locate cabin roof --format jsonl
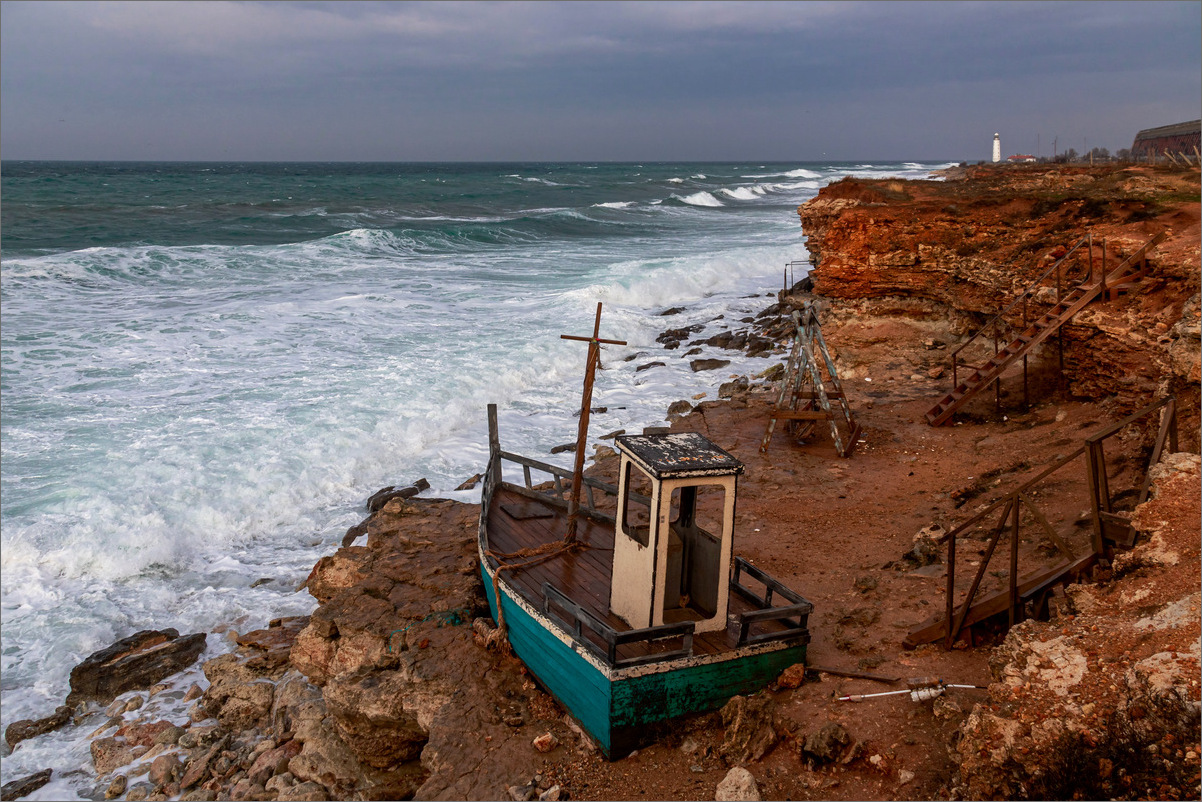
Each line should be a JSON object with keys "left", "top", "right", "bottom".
{"left": 616, "top": 432, "right": 745, "bottom": 479}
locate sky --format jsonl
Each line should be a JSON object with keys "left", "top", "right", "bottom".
{"left": 1, "top": 0, "right": 1199, "bottom": 162}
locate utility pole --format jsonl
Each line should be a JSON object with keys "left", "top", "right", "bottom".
{"left": 1053, "top": 136, "right": 1058, "bottom": 159}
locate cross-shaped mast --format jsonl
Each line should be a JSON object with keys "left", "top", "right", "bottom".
{"left": 561, "top": 302, "right": 627, "bottom": 541}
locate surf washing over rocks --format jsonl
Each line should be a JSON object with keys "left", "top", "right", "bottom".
{"left": 0, "top": 160, "right": 954, "bottom": 795}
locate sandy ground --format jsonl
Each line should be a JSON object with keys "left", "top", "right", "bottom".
{"left": 509, "top": 304, "right": 1172, "bottom": 801}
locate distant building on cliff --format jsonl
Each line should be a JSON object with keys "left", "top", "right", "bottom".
{"left": 1130, "top": 120, "right": 1201, "bottom": 159}
{"left": 992, "top": 134, "right": 1001, "bottom": 163}
{"left": 1007, "top": 154, "right": 1036, "bottom": 163}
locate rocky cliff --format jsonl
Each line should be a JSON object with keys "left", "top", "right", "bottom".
{"left": 798, "top": 163, "right": 1200, "bottom": 442}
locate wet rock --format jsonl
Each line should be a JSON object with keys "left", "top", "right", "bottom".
{"left": 0, "top": 769, "right": 52, "bottom": 801}
{"left": 68, "top": 629, "right": 207, "bottom": 707}
{"left": 802, "top": 722, "right": 853, "bottom": 764}
{"left": 667, "top": 400, "right": 692, "bottom": 416}
{"left": 341, "top": 522, "right": 369, "bottom": 547}
{"left": 4, "top": 705, "right": 72, "bottom": 750}
{"left": 691, "top": 358, "right": 731, "bottom": 372}
{"left": 636, "top": 361, "right": 666, "bottom": 372}
{"left": 199, "top": 654, "right": 276, "bottom": 731}
{"left": 455, "top": 473, "right": 483, "bottom": 491}
{"left": 125, "top": 782, "right": 152, "bottom": 801}
{"left": 718, "top": 377, "right": 750, "bottom": 398}
{"left": 179, "top": 734, "right": 229, "bottom": 790}
{"left": 105, "top": 774, "right": 128, "bottom": 799}
{"left": 719, "top": 694, "right": 777, "bottom": 764}
{"left": 715, "top": 766, "right": 761, "bottom": 801}
{"left": 657, "top": 325, "right": 705, "bottom": 348}
{"left": 659, "top": 307, "right": 685, "bottom": 316}
{"left": 92, "top": 735, "right": 149, "bottom": 776}
{"left": 366, "top": 479, "right": 429, "bottom": 512}
{"left": 149, "top": 753, "right": 182, "bottom": 787}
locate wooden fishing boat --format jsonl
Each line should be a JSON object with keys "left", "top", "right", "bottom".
{"left": 477, "top": 306, "right": 813, "bottom": 758}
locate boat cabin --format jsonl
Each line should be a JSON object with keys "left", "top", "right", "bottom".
{"left": 610, "top": 432, "right": 743, "bottom": 634}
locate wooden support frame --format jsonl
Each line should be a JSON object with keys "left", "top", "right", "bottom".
{"left": 761, "top": 304, "right": 861, "bottom": 456}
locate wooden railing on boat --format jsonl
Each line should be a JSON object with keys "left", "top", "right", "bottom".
{"left": 730, "top": 558, "right": 814, "bottom": 646}
{"left": 480, "top": 404, "right": 814, "bottom": 669}
{"left": 542, "top": 583, "right": 696, "bottom": 669}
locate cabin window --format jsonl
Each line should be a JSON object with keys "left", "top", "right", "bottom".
{"left": 621, "top": 461, "right": 653, "bottom": 547}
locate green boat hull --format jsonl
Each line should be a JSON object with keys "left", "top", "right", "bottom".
{"left": 481, "top": 565, "right": 807, "bottom": 758}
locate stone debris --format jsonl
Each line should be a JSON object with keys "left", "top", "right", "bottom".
{"left": 715, "top": 766, "right": 761, "bottom": 801}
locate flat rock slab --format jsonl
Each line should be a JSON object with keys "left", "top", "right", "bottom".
{"left": 691, "top": 358, "right": 731, "bottom": 372}
{"left": 67, "top": 628, "right": 207, "bottom": 706}
{"left": 0, "top": 769, "right": 52, "bottom": 802}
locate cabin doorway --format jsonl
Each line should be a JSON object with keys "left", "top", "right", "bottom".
{"left": 662, "top": 484, "right": 726, "bottom": 623}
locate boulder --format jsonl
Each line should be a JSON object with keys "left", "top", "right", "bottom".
{"left": 715, "top": 766, "right": 761, "bottom": 801}
{"left": 0, "top": 769, "right": 52, "bottom": 802}
{"left": 91, "top": 735, "right": 147, "bottom": 776}
{"left": 4, "top": 705, "right": 72, "bottom": 750}
{"left": 68, "top": 629, "right": 207, "bottom": 706}
{"left": 719, "top": 694, "right": 777, "bottom": 763}
{"left": 802, "top": 722, "right": 853, "bottom": 764}
{"left": 691, "top": 358, "right": 731, "bottom": 372}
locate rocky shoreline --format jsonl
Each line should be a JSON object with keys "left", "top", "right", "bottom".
{"left": 4, "top": 162, "right": 1199, "bottom": 802}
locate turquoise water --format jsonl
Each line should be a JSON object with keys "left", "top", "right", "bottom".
{"left": 0, "top": 160, "right": 951, "bottom": 793}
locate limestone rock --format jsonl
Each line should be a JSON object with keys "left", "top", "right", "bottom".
{"left": 4, "top": 705, "right": 72, "bottom": 750}
{"left": 68, "top": 629, "right": 207, "bottom": 706}
{"left": 802, "top": 722, "right": 853, "bottom": 764}
{"left": 715, "top": 766, "right": 760, "bottom": 801}
{"left": 719, "top": 694, "right": 777, "bottom": 764}
{"left": 0, "top": 769, "right": 52, "bottom": 802}
{"left": 691, "top": 358, "right": 731, "bottom": 372}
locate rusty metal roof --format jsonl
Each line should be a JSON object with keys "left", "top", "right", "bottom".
{"left": 616, "top": 432, "right": 744, "bottom": 479}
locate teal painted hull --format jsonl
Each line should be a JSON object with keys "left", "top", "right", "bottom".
{"left": 481, "top": 564, "right": 807, "bottom": 758}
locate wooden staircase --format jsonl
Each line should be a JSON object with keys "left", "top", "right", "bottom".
{"left": 926, "top": 231, "right": 1166, "bottom": 426}
{"left": 760, "top": 304, "right": 861, "bottom": 456}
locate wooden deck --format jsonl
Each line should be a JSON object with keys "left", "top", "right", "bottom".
{"left": 484, "top": 485, "right": 792, "bottom": 660}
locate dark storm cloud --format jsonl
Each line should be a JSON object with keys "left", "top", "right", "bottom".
{"left": 1, "top": 0, "right": 1199, "bottom": 161}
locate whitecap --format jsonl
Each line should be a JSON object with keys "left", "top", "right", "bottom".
{"left": 719, "top": 187, "right": 761, "bottom": 201}
{"left": 593, "top": 201, "right": 635, "bottom": 209}
{"left": 675, "top": 191, "right": 723, "bottom": 207}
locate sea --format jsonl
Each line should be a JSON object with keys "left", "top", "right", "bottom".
{"left": 0, "top": 160, "right": 952, "bottom": 796}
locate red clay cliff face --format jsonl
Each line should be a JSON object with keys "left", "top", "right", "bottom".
{"left": 798, "top": 164, "right": 1200, "bottom": 441}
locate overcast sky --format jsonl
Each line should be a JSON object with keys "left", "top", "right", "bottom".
{"left": 2, "top": 0, "right": 1199, "bottom": 162}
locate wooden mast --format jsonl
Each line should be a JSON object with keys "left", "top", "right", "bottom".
{"left": 560, "top": 302, "right": 626, "bottom": 541}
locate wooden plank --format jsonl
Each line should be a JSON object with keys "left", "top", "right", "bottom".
{"left": 905, "top": 553, "right": 1096, "bottom": 648}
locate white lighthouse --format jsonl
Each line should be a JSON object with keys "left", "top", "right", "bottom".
{"left": 992, "top": 133, "right": 1001, "bottom": 163}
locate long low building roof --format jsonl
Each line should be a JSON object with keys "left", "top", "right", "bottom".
{"left": 1133, "top": 120, "right": 1201, "bottom": 141}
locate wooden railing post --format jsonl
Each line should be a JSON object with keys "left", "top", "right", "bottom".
{"left": 945, "top": 531, "right": 956, "bottom": 649}
{"left": 487, "top": 404, "right": 502, "bottom": 486}
{"left": 1009, "top": 501, "right": 1020, "bottom": 627}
